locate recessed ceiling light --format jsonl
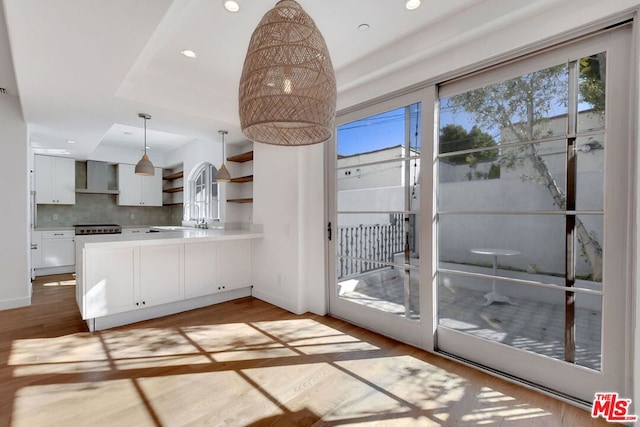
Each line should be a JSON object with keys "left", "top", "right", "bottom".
{"left": 223, "top": 0, "right": 240, "bottom": 12}
{"left": 405, "top": 0, "right": 421, "bottom": 10}
{"left": 180, "top": 49, "right": 197, "bottom": 59}
{"left": 66, "top": 140, "right": 76, "bottom": 144}
{"left": 358, "top": 23, "right": 370, "bottom": 32}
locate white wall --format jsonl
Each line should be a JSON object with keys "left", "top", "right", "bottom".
{"left": 0, "top": 91, "right": 30, "bottom": 310}
{"left": 252, "top": 142, "right": 326, "bottom": 315}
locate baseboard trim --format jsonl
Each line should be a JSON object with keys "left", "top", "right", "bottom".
{"left": 87, "top": 287, "right": 252, "bottom": 331}
{"left": 252, "top": 288, "right": 302, "bottom": 315}
{"left": 35, "top": 266, "right": 75, "bottom": 276}
{"left": 0, "top": 296, "right": 31, "bottom": 311}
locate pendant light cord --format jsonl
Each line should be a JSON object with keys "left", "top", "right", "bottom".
{"left": 143, "top": 116, "right": 147, "bottom": 155}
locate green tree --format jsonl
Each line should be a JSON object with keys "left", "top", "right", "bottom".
{"left": 579, "top": 53, "right": 606, "bottom": 111}
{"left": 439, "top": 124, "right": 497, "bottom": 165}
{"left": 448, "top": 62, "right": 604, "bottom": 280}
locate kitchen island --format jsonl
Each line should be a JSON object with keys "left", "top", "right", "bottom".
{"left": 75, "top": 228, "right": 263, "bottom": 331}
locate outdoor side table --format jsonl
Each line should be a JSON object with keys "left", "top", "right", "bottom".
{"left": 470, "top": 248, "right": 521, "bottom": 306}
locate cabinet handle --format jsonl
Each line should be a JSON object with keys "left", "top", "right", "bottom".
{"left": 53, "top": 233, "right": 64, "bottom": 236}
{"left": 136, "top": 302, "right": 139, "bottom": 306}
{"left": 142, "top": 301, "right": 146, "bottom": 305}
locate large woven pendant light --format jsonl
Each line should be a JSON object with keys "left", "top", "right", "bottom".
{"left": 135, "top": 113, "right": 155, "bottom": 176}
{"left": 239, "top": 0, "right": 336, "bottom": 146}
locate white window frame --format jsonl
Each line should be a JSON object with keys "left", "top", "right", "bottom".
{"left": 184, "top": 163, "right": 219, "bottom": 221}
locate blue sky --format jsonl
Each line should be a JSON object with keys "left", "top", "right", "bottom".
{"left": 337, "top": 104, "right": 421, "bottom": 156}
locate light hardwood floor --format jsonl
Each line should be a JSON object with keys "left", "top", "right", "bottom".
{"left": 0, "top": 274, "right": 614, "bottom": 426}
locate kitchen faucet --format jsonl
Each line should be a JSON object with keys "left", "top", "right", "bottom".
{"left": 184, "top": 202, "right": 207, "bottom": 228}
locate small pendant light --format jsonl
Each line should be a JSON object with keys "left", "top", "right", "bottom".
{"left": 216, "top": 130, "right": 231, "bottom": 183}
{"left": 135, "top": 113, "right": 155, "bottom": 176}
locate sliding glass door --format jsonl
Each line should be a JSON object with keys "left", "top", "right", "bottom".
{"left": 327, "top": 93, "right": 431, "bottom": 348}
{"left": 327, "top": 23, "right": 633, "bottom": 403}
{"left": 435, "top": 25, "right": 632, "bottom": 401}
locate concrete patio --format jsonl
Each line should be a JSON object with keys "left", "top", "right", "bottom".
{"left": 338, "top": 265, "right": 602, "bottom": 371}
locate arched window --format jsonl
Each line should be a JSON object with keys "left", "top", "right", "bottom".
{"left": 184, "top": 163, "right": 219, "bottom": 221}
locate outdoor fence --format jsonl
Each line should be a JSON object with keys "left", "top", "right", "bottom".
{"left": 337, "top": 213, "right": 406, "bottom": 279}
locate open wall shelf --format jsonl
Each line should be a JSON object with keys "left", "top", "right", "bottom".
{"left": 163, "top": 171, "right": 183, "bottom": 180}
{"left": 230, "top": 175, "right": 253, "bottom": 183}
{"left": 227, "top": 151, "right": 253, "bottom": 163}
{"left": 163, "top": 186, "right": 183, "bottom": 193}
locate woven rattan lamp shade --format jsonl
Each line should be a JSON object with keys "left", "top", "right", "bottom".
{"left": 239, "top": 0, "right": 336, "bottom": 146}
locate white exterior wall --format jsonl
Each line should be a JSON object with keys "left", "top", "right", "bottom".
{"left": 338, "top": 146, "right": 420, "bottom": 192}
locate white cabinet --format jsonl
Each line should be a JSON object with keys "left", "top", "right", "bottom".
{"left": 81, "top": 237, "right": 256, "bottom": 323}
{"left": 85, "top": 247, "right": 137, "bottom": 318}
{"left": 140, "top": 244, "right": 184, "bottom": 306}
{"left": 184, "top": 239, "right": 252, "bottom": 298}
{"left": 219, "top": 239, "right": 252, "bottom": 290}
{"left": 41, "top": 230, "right": 75, "bottom": 268}
{"left": 184, "top": 242, "right": 220, "bottom": 298}
{"left": 84, "top": 244, "right": 184, "bottom": 318}
{"left": 35, "top": 155, "right": 76, "bottom": 204}
{"left": 117, "top": 164, "right": 162, "bottom": 206}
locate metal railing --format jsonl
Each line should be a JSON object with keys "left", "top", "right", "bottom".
{"left": 337, "top": 213, "right": 406, "bottom": 279}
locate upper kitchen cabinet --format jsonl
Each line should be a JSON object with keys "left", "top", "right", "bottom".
{"left": 117, "top": 164, "right": 163, "bottom": 206}
{"left": 34, "top": 155, "right": 76, "bottom": 205}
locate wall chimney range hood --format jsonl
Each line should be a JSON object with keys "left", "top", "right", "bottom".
{"left": 75, "top": 160, "right": 120, "bottom": 195}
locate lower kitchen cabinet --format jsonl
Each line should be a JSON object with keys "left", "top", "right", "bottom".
{"left": 41, "top": 230, "right": 75, "bottom": 267}
{"left": 82, "top": 238, "right": 253, "bottom": 321}
{"left": 84, "top": 247, "right": 137, "bottom": 318}
{"left": 84, "top": 245, "right": 184, "bottom": 318}
{"left": 184, "top": 242, "right": 219, "bottom": 299}
{"left": 33, "top": 230, "right": 75, "bottom": 275}
{"left": 219, "top": 239, "right": 252, "bottom": 289}
{"left": 184, "top": 239, "right": 252, "bottom": 299}
{"left": 140, "top": 244, "right": 184, "bottom": 306}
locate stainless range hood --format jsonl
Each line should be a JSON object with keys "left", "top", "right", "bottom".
{"left": 75, "top": 160, "right": 120, "bottom": 194}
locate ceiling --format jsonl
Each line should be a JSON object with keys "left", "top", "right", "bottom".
{"left": 0, "top": 0, "right": 570, "bottom": 160}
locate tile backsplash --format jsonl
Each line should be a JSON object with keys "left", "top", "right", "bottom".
{"left": 36, "top": 193, "right": 182, "bottom": 228}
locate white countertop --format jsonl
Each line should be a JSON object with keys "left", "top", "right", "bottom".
{"left": 76, "top": 229, "right": 263, "bottom": 249}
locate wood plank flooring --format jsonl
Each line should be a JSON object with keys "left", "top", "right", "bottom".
{"left": 0, "top": 274, "right": 613, "bottom": 426}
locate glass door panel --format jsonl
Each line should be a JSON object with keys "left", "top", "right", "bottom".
{"left": 334, "top": 103, "right": 421, "bottom": 320}
{"left": 328, "top": 99, "right": 426, "bottom": 347}
{"left": 435, "top": 26, "right": 631, "bottom": 402}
